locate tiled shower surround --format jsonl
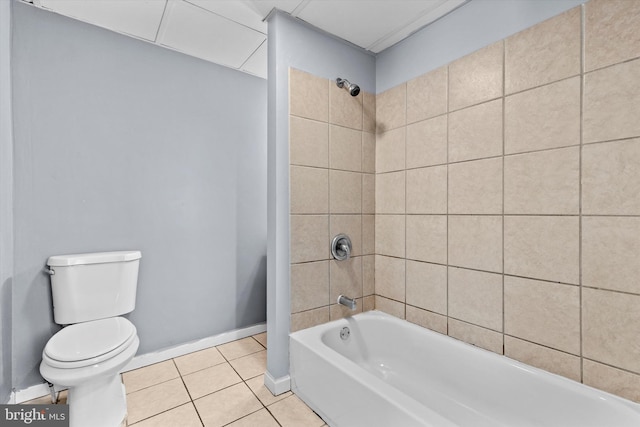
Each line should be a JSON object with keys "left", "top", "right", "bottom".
{"left": 289, "top": 0, "right": 640, "bottom": 403}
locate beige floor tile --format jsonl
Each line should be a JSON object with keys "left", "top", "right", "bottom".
{"left": 252, "top": 333, "right": 267, "bottom": 349}
{"left": 129, "top": 403, "right": 202, "bottom": 427}
{"left": 245, "top": 376, "right": 291, "bottom": 406}
{"left": 173, "top": 347, "right": 226, "bottom": 376}
{"left": 123, "top": 360, "right": 180, "bottom": 394}
{"left": 228, "top": 350, "right": 267, "bottom": 380}
{"left": 194, "top": 383, "right": 262, "bottom": 427}
{"left": 182, "top": 362, "right": 242, "bottom": 399}
{"left": 127, "top": 378, "right": 190, "bottom": 424}
{"left": 217, "top": 337, "right": 264, "bottom": 361}
{"left": 268, "top": 395, "right": 325, "bottom": 427}
{"left": 226, "top": 409, "right": 279, "bottom": 427}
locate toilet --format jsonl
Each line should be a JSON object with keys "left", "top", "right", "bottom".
{"left": 40, "top": 251, "right": 142, "bottom": 427}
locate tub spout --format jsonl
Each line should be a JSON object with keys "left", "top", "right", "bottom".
{"left": 338, "top": 295, "right": 357, "bottom": 310}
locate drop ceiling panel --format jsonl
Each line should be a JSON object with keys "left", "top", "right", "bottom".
{"left": 39, "top": 0, "right": 167, "bottom": 41}
{"left": 241, "top": 41, "right": 268, "bottom": 79}
{"left": 185, "top": 0, "right": 268, "bottom": 33}
{"left": 159, "top": 0, "right": 266, "bottom": 69}
{"left": 296, "top": 0, "right": 440, "bottom": 51}
{"left": 244, "top": 0, "right": 305, "bottom": 19}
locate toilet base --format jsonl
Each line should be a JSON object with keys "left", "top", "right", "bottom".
{"left": 67, "top": 374, "right": 126, "bottom": 427}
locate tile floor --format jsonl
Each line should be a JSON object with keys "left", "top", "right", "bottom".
{"left": 25, "top": 332, "right": 327, "bottom": 427}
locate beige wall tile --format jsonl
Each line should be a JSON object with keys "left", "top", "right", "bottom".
{"left": 504, "top": 77, "right": 581, "bottom": 154}
{"left": 505, "top": 7, "right": 580, "bottom": 94}
{"left": 583, "top": 216, "right": 640, "bottom": 295}
{"left": 362, "top": 132, "right": 376, "bottom": 173}
{"left": 290, "top": 116, "right": 328, "bottom": 168}
{"left": 406, "top": 165, "right": 447, "bottom": 214}
{"left": 448, "top": 157, "right": 502, "bottom": 214}
{"left": 291, "top": 261, "right": 329, "bottom": 313}
{"left": 363, "top": 295, "right": 375, "bottom": 311}
{"left": 406, "top": 305, "right": 448, "bottom": 335}
{"left": 448, "top": 318, "right": 503, "bottom": 355}
{"left": 583, "top": 288, "right": 640, "bottom": 374}
{"left": 406, "top": 260, "right": 447, "bottom": 315}
{"left": 290, "top": 215, "right": 329, "bottom": 263}
{"left": 504, "top": 147, "right": 580, "bottom": 215}
{"left": 375, "top": 215, "right": 405, "bottom": 258}
{"left": 584, "top": 59, "right": 640, "bottom": 144}
{"left": 448, "top": 267, "right": 502, "bottom": 331}
{"left": 375, "top": 295, "right": 406, "bottom": 319}
{"left": 406, "top": 115, "right": 447, "bottom": 169}
{"left": 585, "top": 0, "right": 640, "bottom": 72}
{"left": 329, "top": 82, "right": 362, "bottom": 130}
{"left": 448, "top": 99, "right": 503, "bottom": 163}
{"left": 375, "top": 171, "right": 405, "bottom": 214}
{"left": 582, "top": 139, "right": 640, "bottom": 215}
{"left": 504, "top": 216, "right": 579, "bottom": 284}
{"left": 362, "top": 215, "right": 375, "bottom": 256}
{"left": 406, "top": 215, "right": 447, "bottom": 264}
{"left": 583, "top": 360, "right": 640, "bottom": 404}
{"left": 363, "top": 91, "right": 376, "bottom": 134}
{"left": 504, "top": 276, "right": 580, "bottom": 355}
{"left": 374, "top": 255, "right": 405, "bottom": 302}
{"left": 330, "top": 256, "right": 363, "bottom": 301}
{"left": 290, "top": 166, "right": 328, "bottom": 214}
{"left": 504, "top": 336, "right": 581, "bottom": 382}
{"left": 362, "top": 174, "right": 375, "bottom": 214}
{"left": 329, "top": 170, "right": 361, "bottom": 214}
{"left": 407, "top": 66, "right": 447, "bottom": 124}
{"left": 330, "top": 214, "right": 362, "bottom": 257}
{"left": 376, "top": 127, "right": 406, "bottom": 173}
{"left": 362, "top": 255, "right": 375, "bottom": 296}
{"left": 376, "top": 83, "right": 406, "bottom": 132}
{"left": 289, "top": 68, "right": 328, "bottom": 122}
{"left": 449, "top": 41, "right": 503, "bottom": 111}
{"left": 448, "top": 215, "right": 502, "bottom": 273}
{"left": 290, "top": 307, "right": 330, "bottom": 332}
{"left": 329, "top": 125, "right": 362, "bottom": 172}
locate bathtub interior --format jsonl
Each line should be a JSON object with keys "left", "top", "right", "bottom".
{"left": 292, "top": 311, "right": 640, "bottom": 427}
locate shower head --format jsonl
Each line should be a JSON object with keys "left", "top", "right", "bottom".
{"left": 336, "top": 77, "right": 360, "bottom": 97}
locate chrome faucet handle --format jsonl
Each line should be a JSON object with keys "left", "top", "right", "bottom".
{"left": 331, "top": 234, "right": 352, "bottom": 261}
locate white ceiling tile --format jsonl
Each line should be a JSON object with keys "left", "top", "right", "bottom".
{"left": 159, "top": 0, "right": 266, "bottom": 69}
{"left": 185, "top": 0, "right": 268, "bottom": 33}
{"left": 39, "top": 0, "right": 167, "bottom": 41}
{"left": 297, "top": 0, "right": 437, "bottom": 50}
{"left": 244, "top": 0, "right": 305, "bottom": 18}
{"left": 241, "top": 40, "right": 267, "bottom": 79}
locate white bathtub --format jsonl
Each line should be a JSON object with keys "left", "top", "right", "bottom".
{"left": 290, "top": 310, "right": 640, "bottom": 427}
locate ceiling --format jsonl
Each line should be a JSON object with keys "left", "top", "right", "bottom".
{"left": 26, "top": 0, "right": 468, "bottom": 79}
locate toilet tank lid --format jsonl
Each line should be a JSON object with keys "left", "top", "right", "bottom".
{"left": 48, "top": 251, "right": 142, "bottom": 267}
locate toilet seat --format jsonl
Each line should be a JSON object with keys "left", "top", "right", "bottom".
{"left": 43, "top": 317, "right": 136, "bottom": 369}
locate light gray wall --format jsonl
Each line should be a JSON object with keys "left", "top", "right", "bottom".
{"left": 376, "top": 0, "right": 587, "bottom": 93}
{"left": 10, "top": 2, "right": 267, "bottom": 391}
{"left": 0, "top": 0, "right": 14, "bottom": 403}
{"left": 266, "top": 11, "right": 375, "bottom": 384}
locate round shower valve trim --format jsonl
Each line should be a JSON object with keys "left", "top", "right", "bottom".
{"left": 331, "top": 234, "right": 352, "bottom": 261}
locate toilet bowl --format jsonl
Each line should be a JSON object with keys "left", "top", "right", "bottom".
{"left": 40, "top": 251, "right": 142, "bottom": 427}
{"left": 40, "top": 317, "right": 139, "bottom": 427}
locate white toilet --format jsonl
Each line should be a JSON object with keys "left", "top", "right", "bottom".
{"left": 40, "top": 251, "right": 142, "bottom": 427}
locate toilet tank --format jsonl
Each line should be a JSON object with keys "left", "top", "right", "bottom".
{"left": 47, "top": 251, "right": 142, "bottom": 325}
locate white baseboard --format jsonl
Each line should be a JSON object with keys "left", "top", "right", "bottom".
{"left": 264, "top": 370, "right": 291, "bottom": 396}
{"left": 12, "top": 322, "right": 266, "bottom": 404}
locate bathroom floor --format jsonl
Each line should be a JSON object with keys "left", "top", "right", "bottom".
{"left": 25, "top": 332, "right": 326, "bottom": 427}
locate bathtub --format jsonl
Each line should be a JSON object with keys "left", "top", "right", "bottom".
{"left": 290, "top": 310, "right": 640, "bottom": 427}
